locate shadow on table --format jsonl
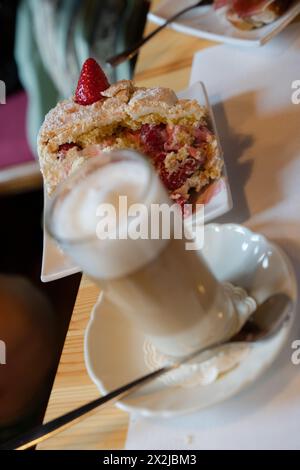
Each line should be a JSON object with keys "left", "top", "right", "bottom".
{"left": 212, "top": 90, "right": 300, "bottom": 226}
{"left": 212, "top": 94, "right": 254, "bottom": 225}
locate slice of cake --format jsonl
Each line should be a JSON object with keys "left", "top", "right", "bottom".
{"left": 38, "top": 58, "right": 222, "bottom": 206}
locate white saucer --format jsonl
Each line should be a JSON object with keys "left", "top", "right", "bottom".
{"left": 84, "top": 224, "right": 297, "bottom": 417}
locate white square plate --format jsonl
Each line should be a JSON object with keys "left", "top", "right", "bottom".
{"left": 148, "top": 0, "right": 300, "bottom": 47}
{"left": 41, "top": 82, "right": 232, "bottom": 282}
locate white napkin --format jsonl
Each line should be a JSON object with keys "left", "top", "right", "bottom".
{"left": 125, "top": 24, "right": 300, "bottom": 450}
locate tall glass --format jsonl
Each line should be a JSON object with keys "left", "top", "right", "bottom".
{"left": 47, "top": 150, "right": 239, "bottom": 356}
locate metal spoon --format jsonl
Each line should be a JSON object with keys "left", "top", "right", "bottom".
{"left": 106, "top": 0, "right": 213, "bottom": 67}
{"left": 0, "top": 293, "right": 292, "bottom": 450}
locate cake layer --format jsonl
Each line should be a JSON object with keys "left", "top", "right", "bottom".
{"left": 38, "top": 80, "right": 222, "bottom": 203}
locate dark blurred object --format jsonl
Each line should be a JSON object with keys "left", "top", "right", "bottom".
{"left": 0, "top": 0, "right": 22, "bottom": 95}
{"left": 125, "top": 0, "right": 152, "bottom": 72}
{"left": 0, "top": 189, "right": 81, "bottom": 443}
{"left": 0, "top": 274, "right": 57, "bottom": 425}
{"left": 91, "top": 0, "right": 151, "bottom": 79}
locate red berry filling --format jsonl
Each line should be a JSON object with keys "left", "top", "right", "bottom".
{"left": 138, "top": 123, "right": 208, "bottom": 199}
{"left": 160, "top": 157, "right": 202, "bottom": 191}
{"left": 56, "top": 122, "right": 213, "bottom": 209}
{"left": 58, "top": 143, "right": 78, "bottom": 153}
{"left": 140, "top": 124, "right": 167, "bottom": 155}
{"left": 57, "top": 143, "right": 81, "bottom": 160}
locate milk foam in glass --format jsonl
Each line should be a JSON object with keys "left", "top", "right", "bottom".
{"left": 47, "top": 150, "right": 239, "bottom": 356}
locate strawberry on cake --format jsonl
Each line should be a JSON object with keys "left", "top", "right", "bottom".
{"left": 38, "top": 58, "right": 223, "bottom": 206}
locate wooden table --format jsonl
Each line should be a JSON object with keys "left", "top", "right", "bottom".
{"left": 38, "top": 1, "right": 218, "bottom": 450}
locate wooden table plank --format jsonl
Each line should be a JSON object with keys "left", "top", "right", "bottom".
{"left": 38, "top": 278, "right": 130, "bottom": 450}
{"left": 38, "top": 0, "right": 217, "bottom": 450}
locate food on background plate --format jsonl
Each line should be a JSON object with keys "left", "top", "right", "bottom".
{"left": 214, "top": 0, "right": 293, "bottom": 30}
{"left": 38, "top": 58, "right": 222, "bottom": 207}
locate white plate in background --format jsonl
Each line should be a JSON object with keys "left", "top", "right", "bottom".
{"left": 41, "top": 82, "right": 232, "bottom": 282}
{"left": 148, "top": 0, "right": 300, "bottom": 47}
